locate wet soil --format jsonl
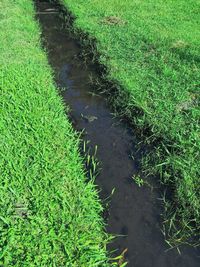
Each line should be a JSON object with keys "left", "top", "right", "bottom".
{"left": 35, "top": 1, "right": 200, "bottom": 266}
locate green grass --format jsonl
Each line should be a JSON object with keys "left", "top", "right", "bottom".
{"left": 60, "top": 0, "right": 200, "bottom": 245}
{"left": 0, "top": 0, "right": 112, "bottom": 265}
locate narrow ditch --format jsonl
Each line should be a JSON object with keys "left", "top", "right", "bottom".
{"left": 35, "top": 1, "right": 200, "bottom": 266}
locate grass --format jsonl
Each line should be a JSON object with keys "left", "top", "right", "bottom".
{"left": 60, "top": 0, "right": 200, "bottom": 246}
{"left": 0, "top": 0, "right": 113, "bottom": 265}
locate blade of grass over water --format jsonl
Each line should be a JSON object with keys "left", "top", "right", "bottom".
{"left": 59, "top": 0, "right": 200, "bottom": 245}
{"left": 0, "top": 0, "right": 113, "bottom": 265}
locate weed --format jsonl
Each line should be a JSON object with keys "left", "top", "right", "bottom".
{"left": 132, "top": 175, "right": 144, "bottom": 187}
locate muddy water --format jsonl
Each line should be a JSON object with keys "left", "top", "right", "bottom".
{"left": 35, "top": 2, "right": 200, "bottom": 266}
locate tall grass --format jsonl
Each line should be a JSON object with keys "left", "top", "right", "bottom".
{"left": 0, "top": 0, "right": 112, "bottom": 265}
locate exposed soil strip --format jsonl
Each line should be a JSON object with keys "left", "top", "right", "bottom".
{"left": 35, "top": 1, "right": 200, "bottom": 266}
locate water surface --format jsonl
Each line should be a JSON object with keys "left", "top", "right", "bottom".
{"left": 35, "top": 2, "right": 200, "bottom": 266}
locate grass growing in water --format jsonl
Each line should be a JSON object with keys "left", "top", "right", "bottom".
{"left": 0, "top": 0, "right": 113, "bottom": 265}
{"left": 60, "top": 0, "right": 200, "bottom": 246}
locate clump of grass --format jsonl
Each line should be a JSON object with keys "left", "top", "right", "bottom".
{"left": 132, "top": 175, "right": 144, "bottom": 188}
{"left": 0, "top": 0, "right": 113, "bottom": 265}
{"left": 60, "top": 0, "right": 200, "bottom": 246}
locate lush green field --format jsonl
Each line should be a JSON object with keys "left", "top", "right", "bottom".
{"left": 0, "top": 0, "right": 112, "bottom": 265}
{"left": 61, "top": 0, "right": 200, "bottom": 245}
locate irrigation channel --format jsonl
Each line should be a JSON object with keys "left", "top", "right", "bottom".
{"left": 35, "top": 1, "right": 200, "bottom": 266}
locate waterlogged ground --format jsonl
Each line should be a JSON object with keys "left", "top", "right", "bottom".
{"left": 36, "top": 2, "right": 200, "bottom": 266}
{"left": 61, "top": 0, "right": 200, "bottom": 244}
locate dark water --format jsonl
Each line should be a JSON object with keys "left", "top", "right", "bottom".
{"left": 35, "top": 2, "right": 200, "bottom": 266}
